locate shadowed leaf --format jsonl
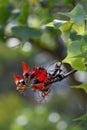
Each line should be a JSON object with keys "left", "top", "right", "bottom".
{"left": 59, "top": 4, "right": 85, "bottom": 24}
{"left": 73, "top": 113, "right": 87, "bottom": 121}
{"left": 12, "top": 26, "right": 42, "bottom": 42}
{"left": 72, "top": 84, "right": 87, "bottom": 93}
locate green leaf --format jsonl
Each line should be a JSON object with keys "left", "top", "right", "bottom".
{"left": 72, "top": 23, "right": 85, "bottom": 35}
{"left": 0, "top": 3, "right": 13, "bottom": 25}
{"left": 70, "top": 32, "right": 81, "bottom": 41}
{"left": 59, "top": 21, "right": 73, "bottom": 42}
{"left": 80, "top": 38, "right": 87, "bottom": 57}
{"left": 53, "top": 19, "right": 67, "bottom": 29}
{"left": 17, "top": 2, "right": 29, "bottom": 25}
{"left": 12, "top": 26, "right": 42, "bottom": 42}
{"left": 72, "top": 84, "right": 87, "bottom": 93}
{"left": 45, "top": 27, "right": 58, "bottom": 36}
{"left": 73, "top": 113, "right": 87, "bottom": 121}
{"left": 45, "top": 19, "right": 67, "bottom": 29}
{"left": 63, "top": 57, "right": 86, "bottom": 70}
{"left": 67, "top": 40, "right": 82, "bottom": 57}
{"left": 63, "top": 40, "right": 86, "bottom": 70}
{"left": 59, "top": 4, "right": 85, "bottom": 24}
{"left": 59, "top": 21, "right": 73, "bottom": 33}
{"left": 45, "top": 22, "right": 54, "bottom": 27}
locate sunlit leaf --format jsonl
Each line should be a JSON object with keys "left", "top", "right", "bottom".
{"left": 45, "top": 19, "right": 67, "bottom": 29}
{"left": 72, "top": 23, "right": 85, "bottom": 35}
{"left": 63, "top": 40, "right": 86, "bottom": 70}
{"left": 12, "top": 26, "right": 42, "bottom": 42}
{"left": 59, "top": 4, "right": 85, "bottom": 24}
{"left": 63, "top": 57, "right": 86, "bottom": 70}
{"left": 59, "top": 21, "right": 73, "bottom": 33}
{"left": 45, "top": 22, "right": 54, "bottom": 27}
{"left": 53, "top": 19, "right": 67, "bottom": 29}
{"left": 59, "top": 21, "right": 73, "bottom": 42}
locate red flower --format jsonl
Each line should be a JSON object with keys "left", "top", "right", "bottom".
{"left": 31, "top": 66, "right": 40, "bottom": 78}
{"left": 16, "top": 86, "right": 27, "bottom": 94}
{"left": 34, "top": 83, "right": 44, "bottom": 90}
{"left": 31, "top": 67, "right": 48, "bottom": 83}
{"left": 13, "top": 62, "right": 51, "bottom": 98}
{"left": 13, "top": 74, "right": 27, "bottom": 94}
{"left": 32, "top": 83, "right": 50, "bottom": 101}
{"left": 31, "top": 82, "right": 50, "bottom": 93}
{"left": 13, "top": 74, "right": 23, "bottom": 85}
{"left": 30, "top": 83, "right": 44, "bottom": 92}
{"left": 22, "top": 62, "right": 30, "bottom": 79}
{"left": 36, "top": 69, "right": 48, "bottom": 83}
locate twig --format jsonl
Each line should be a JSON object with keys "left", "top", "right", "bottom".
{"left": 45, "top": 69, "right": 77, "bottom": 86}
{"left": 63, "top": 69, "right": 77, "bottom": 79}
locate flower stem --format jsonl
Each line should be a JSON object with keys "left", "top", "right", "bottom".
{"left": 45, "top": 69, "right": 77, "bottom": 86}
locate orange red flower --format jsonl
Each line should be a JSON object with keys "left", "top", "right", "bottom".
{"left": 22, "top": 62, "right": 30, "bottom": 79}
{"left": 13, "top": 74, "right": 27, "bottom": 94}
{"left": 13, "top": 62, "right": 50, "bottom": 97}
{"left": 13, "top": 61, "right": 76, "bottom": 101}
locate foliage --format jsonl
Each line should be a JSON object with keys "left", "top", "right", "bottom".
{"left": 0, "top": 93, "right": 82, "bottom": 130}
{"left": 12, "top": 26, "right": 42, "bottom": 42}
{"left": 46, "top": 3, "right": 87, "bottom": 122}
{"left": 0, "top": 0, "right": 87, "bottom": 129}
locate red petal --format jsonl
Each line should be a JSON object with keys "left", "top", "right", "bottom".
{"left": 32, "top": 67, "right": 40, "bottom": 76}
{"left": 34, "top": 83, "right": 44, "bottom": 90}
{"left": 22, "top": 62, "right": 30, "bottom": 74}
{"left": 32, "top": 67, "right": 48, "bottom": 82}
{"left": 13, "top": 74, "right": 22, "bottom": 84}
{"left": 35, "top": 70, "right": 47, "bottom": 82}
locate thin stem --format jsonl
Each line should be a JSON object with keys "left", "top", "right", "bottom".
{"left": 63, "top": 69, "right": 77, "bottom": 79}
{"left": 45, "top": 69, "right": 77, "bottom": 86}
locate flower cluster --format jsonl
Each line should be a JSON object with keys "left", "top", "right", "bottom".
{"left": 14, "top": 62, "right": 53, "bottom": 99}
{"left": 13, "top": 62, "right": 76, "bottom": 101}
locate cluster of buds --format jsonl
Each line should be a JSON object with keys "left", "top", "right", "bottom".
{"left": 13, "top": 62, "right": 76, "bottom": 101}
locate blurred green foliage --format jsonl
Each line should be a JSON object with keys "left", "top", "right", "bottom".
{"left": 0, "top": 93, "right": 83, "bottom": 130}
{"left": 0, "top": 0, "right": 87, "bottom": 130}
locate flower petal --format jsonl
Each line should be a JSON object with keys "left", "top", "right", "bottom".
{"left": 13, "top": 74, "right": 22, "bottom": 84}
{"left": 36, "top": 70, "right": 47, "bottom": 82}
{"left": 22, "top": 62, "right": 30, "bottom": 74}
